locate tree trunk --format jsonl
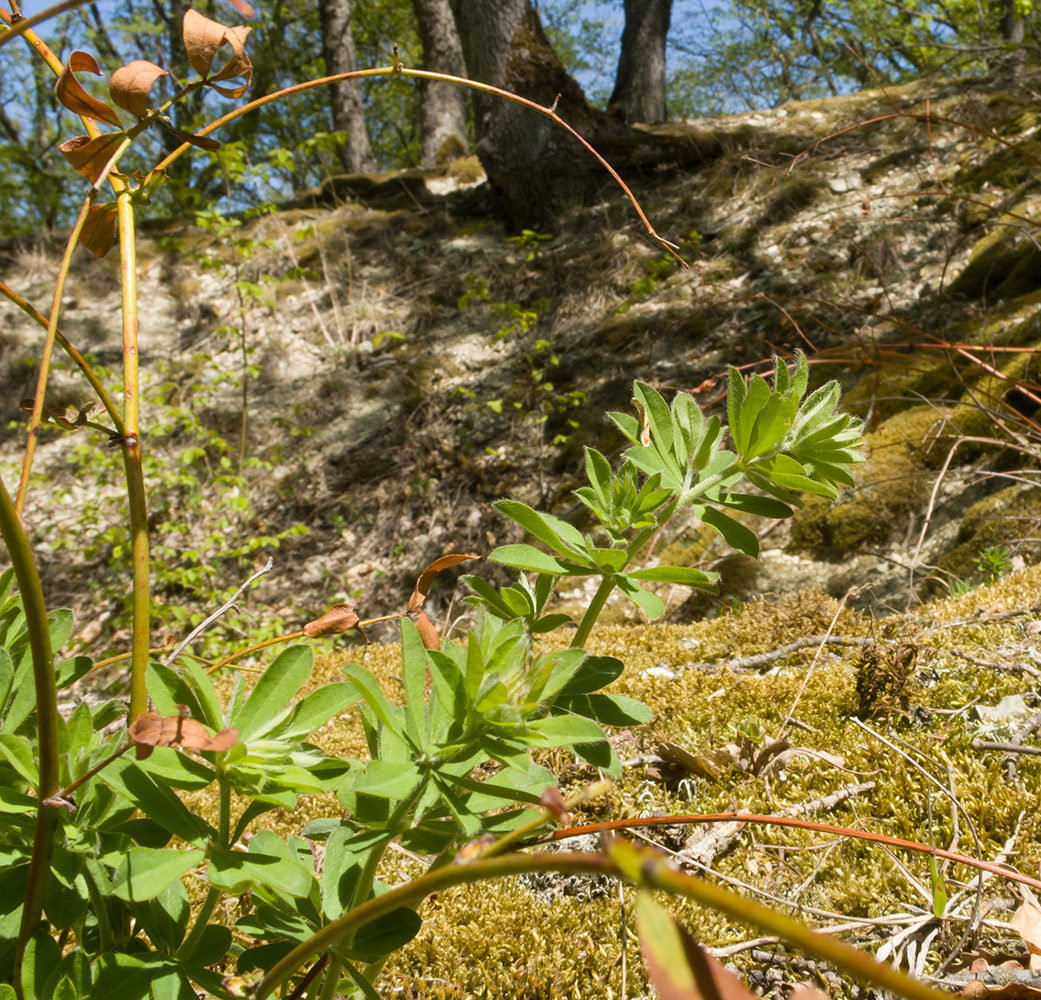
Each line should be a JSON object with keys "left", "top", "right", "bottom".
{"left": 999, "top": 0, "right": 1026, "bottom": 77}
{"left": 450, "top": 0, "right": 621, "bottom": 230}
{"left": 318, "top": 0, "right": 376, "bottom": 173}
{"left": 412, "top": 0, "right": 469, "bottom": 167}
{"left": 608, "top": 0, "right": 673, "bottom": 124}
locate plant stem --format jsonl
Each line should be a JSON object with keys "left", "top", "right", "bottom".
{"left": 15, "top": 190, "right": 100, "bottom": 515}
{"left": 316, "top": 957, "right": 342, "bottom": 1000}
{"left": 569, "top": 574, "right": 616, "bottom": 648}
{"left": 175, "top": 886, "right": 220, "bottom": 963}
{"left": 257, "top": 847, "right": 950, "bottom": 1000}
{"left": 82, "top": 857, "right": 115, "bottom": 953}
{"left": 116, "top": 189, "right": 150, "bottom": 722}
{"left": 0, "top": 475, "right": 59, "bottom": 997}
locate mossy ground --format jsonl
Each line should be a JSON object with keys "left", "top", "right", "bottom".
{"left": 189, "top": 569, "right": 1041, "bottom": 998}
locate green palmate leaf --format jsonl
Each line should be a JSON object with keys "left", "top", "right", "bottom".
{"left": 137, "top": 746, "right": 216, "bottom": 790}
{"left": 207, "top": 844, "right": 313, "bottom": 898}
{"left": 461, "top": 575, "right": 517, "bottom": 620}
{"left": 349, "top": 907, "right": 422, "bottom": 963}
{"left": 623, "top": 442, "right": 676, "bottom": 487}
{"left": 341, "top": 664, "right": 407, "bottom": 739}
{"left": 448, "top": 765, "right": 551, "bottom": 808}
{"left": 231, "top": 643, "right": 313, "bottom": 743}
{"left": 22, "top": 932, "right": 62, "bottom": 1000}
{"left": 320, "top": 827, "right": 367, "bottom": 921}
{"left": 637, "top": 892, "right": 757, "bottom": 1000}
{"left": 136, "top": 880, "right": 190, "bottom": 953}
{"left": 146, "top": 661, "right": 209, "bottom": 724}
{"left": 432, "top": 775, "right": 482, "bottom": 836}
{"left": 112, "top": 848, "right": 205, "bottom": 902}
{"left": 587, "top": 547, "right": 628, "bottom": 571}
{"left": 555, "top": 692, "right": 654, "bottom": 726}
{"left": 557, "top": 656, "right": 624, "bottom": 696}
{"left": 615, "top": 573, "right": 667, "bottom": 620}
{"left": 49, "top": 950, "right": 92, "bottom": 1000}
{"left": 47, "top": 608, "right": 73, "bottom": 654}
{"left": 55, "top": 655, "right": 93, "bottom": 690}
{"left": 633, "top": 381, "right": 675, "bottom": 455}
{"left": 734, "top": 374, "right": 771, "bottom": 456}
{"left": 697, "top": 505, "right": 760, "bottom": 557}
{"left": 93, "top": 954, "right": 192, "bottom": 1000}
{"left": 400, "top": 618, "right": 429, "bottom": 748}
{"left": 181, "top": 657, "right": 223, "bottom": 731}
{"left": 351, "top": 760, "right": 424, "bottom": 800}
{"left": 0, "top": 733, "right": 37, "bottom": 788}
{"left": 763, "top": 453, "right": 839, "bottom": 497}
{"left": 670, "top": 392, "right": 703, "bottom": 466}
{"left": 584, "top": 447, "right": 614, "bottom": 510}
{"left": 627, "top": 565, "right": 719, "bottom": 589}
{"left": 531, "top": 613, "right": 571, "bottom": 633}
{"left": 745, "top": 392, "right": 798, "bottom": 459}
{"left": 102, "top": 757, "right": 217, "bottom": 847}
{"left": 279, "top": 682, "right": 360, "bottom": 741}
{"left": 527, "top": 647, "right": 588, "bottom": 705}
{"left": 0, "top": 648, "right": 12, "bottom": 712}
{"left": 342, "top": 960, "right": 381, "bottom": 1000}
{"left": 489, "top": 544, "right": 592, "bottom": 575}
{"left": 188, "top": 924, "right": 233, "bottom": 967}
{"left": 494, "top": 500, "right": 587, "bottom": 559}
{"left": 726, "top": 366, "right": 747, "bottom": 444}
{"left": 526, "top": 713, "right": 606, "bottom": 747}
{"left": 427, "top": 647, "right": 467, "bottom": 723}
{"left": 573, "top": 738, "right": 621, "bottom": 775}
{"left": 608, "top": 408, "right": 642, "bottom": 444}
{"left": 43, "top": 849, "right": 88, "bottom": 930}
{"left": 714, "top": 492, "right": 793, "bottom": 518}
{"left": 499, "top": 585, "right": 534, "bottom": 617}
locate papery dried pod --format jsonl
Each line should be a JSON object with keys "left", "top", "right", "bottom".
{"left": 407, "top": 553, "right": 480, "bottom": 612}
{"left": 540, "top": 786, "right": 570, "bottom": 825}
{"left": 303, "top": 603, "right": 361, "bottom": 638}
{"left": 56, "top": 51, "right": 123, "bottom": 127}
{"left": 130, "top": 707, "right": 238, "bottom": 760}
{"left": 182, "top": 9, "right": 252, "bottom": 97}
{"left": 58, "top": 132, "right": 126, "bottom": 185}
{"left": 109, "top": 60, "right": 168, "bottom": 117}
{"left": 413, "top": 610, "right": 441, "bottom": 651}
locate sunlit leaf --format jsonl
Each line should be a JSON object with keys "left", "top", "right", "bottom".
{"left": 637, "top": 892, "right": 758, "bottom": 1000}
{"left": 303, "top": 603, "right": 360, "bottom": 638}
{"left": 55, "top": 51, "right": 122, "bottom": 126}
{"left": 78, "top": 203, "right": 118, "bottom": 257}
{"left": 58, "top": 133, "right": 125, "bottom": 185}
{"left": 129, "top": 708, "right": 238, "bottom": 759}
{"left": 407, "top": 553, "right": 480, "bottom": 612}
{"left": 108, "top": 60, "right": 167, "bottom": 117}
{"left": 182, "top": 9, "right": 253, "bottom": 97}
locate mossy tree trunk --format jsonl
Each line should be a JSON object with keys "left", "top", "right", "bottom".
{"left": 318, "top": 0, "right": 376, "bottom": 173}
{"left": 608, "top": 0, "right": 673, "bottom": 124}
{"left": 412, "top": 0, "right": 469, "bottom": 167}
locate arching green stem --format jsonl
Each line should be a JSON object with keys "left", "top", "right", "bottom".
{"left": 0, "top": 474, "right": 59, "bottom": 998}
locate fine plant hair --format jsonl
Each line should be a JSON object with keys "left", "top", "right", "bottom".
{"left": 0, "top": 4, "right": 994, "bottom": 999}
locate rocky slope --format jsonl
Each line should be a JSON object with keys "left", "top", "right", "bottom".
{"left": 2, "top": 66, "right": 1041, "bottom": 652}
